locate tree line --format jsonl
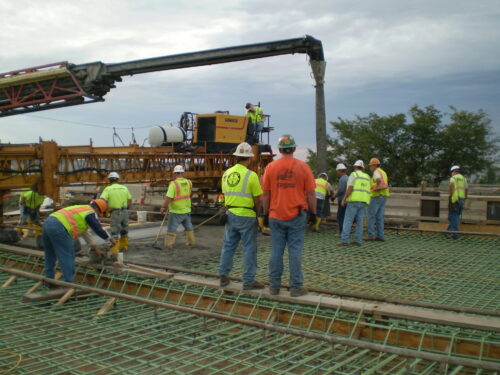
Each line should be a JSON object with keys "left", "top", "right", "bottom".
{"left": 307, "top": 105, "right": 499, "bottom": 186}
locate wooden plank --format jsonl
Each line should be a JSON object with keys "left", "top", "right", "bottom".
{"left": 1, "top": 275, "right": 16, "bottom": 288}
{"left": 126, "top": 264, "right": 175, "bottom": 279}
{"left": 23, "top": 288, "right": 90, "bottom": 303}
{"left": 55, "top": 288, "right": 76, "bottom": 305}
{"left": 92, "top": 297, "right": 116, "bottom": 321}
{"left": 172, "top": 274, "right": 500, "bottom": 333}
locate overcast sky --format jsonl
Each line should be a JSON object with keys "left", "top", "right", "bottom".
{"left": 1, "top": 0, "right": 499, "bottom": 159}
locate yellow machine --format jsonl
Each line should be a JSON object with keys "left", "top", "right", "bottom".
{"left": 193, "top": 114, "right": 251, "bottom": 153}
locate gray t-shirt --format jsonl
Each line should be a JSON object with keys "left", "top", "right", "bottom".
{"left": 337, "top": 174, "right": 349, "bottom": 201}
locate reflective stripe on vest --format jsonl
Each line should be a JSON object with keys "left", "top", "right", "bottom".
{"left": 172, "top": 179, "right": 192, "bottom": 201}
{"left": 57, "top": 206, "right": 93, "bottom": 239}
{"left": 315, "top": 178, "right": 328, "bottom": 199}
{"left": 347, "top": 171, "right": 371, "bottom": 204}
{"left": 224, "top": 170, "right": 253, "bottom": 198}
{"left": 370, "top": 168, "right": 389, "bottom": 197}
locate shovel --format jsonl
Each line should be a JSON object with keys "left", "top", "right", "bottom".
{"left": 193, "top": 210, "right": 224, "bottom": 230}
{"left": 153, "top": 212, "right": 168, "bottom": 249}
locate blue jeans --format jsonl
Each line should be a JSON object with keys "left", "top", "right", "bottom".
{"left": 268, "top": 212, "right": 307, "bottom": 290}
{"left": 337, "top": 201, "right": 346, "bottom": 234}
{"left": 316, "top": 198, "right": 325, "bottom": 218}
{"left": 19, "top": 205, "right": 40, "bottom": 225}
{"left": 43, "top": 216, "right": 76, "bottom": 282}
{"left": 447, "top": 199, "right": 465, "bottom": 239}
{"left": 341, "top": 202, "right": 367, "bottom": 244}
{"left": 167, "top": 212, "right": 193, "bottom": 233}
{"left": 366, "top": 196, "right": 387, "bottom": 239}
{"left": 218, "top": 212, "right": 258, "bottom": 285}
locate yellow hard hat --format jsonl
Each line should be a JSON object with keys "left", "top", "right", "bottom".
{"left": 369, "top": 158, "right": 381, "bottom": 166}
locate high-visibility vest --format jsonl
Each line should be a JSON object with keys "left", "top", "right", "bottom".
{"left": 22, "top": 190, "right": 45, "bottom": 209}
{"left": 451, "top": 173, "right": 467, "bottom": 203}
{"left": 370, "top": 168, "right": 390, "bottom": 197}
{"left": 168, "top": 178, "right": 192, "bottom": 213}
{"left": 222, "top": 164, "right": 256, "bottom": 217}
{"left": 246, "top": 107, "right": 264, "bottom": 123}
{"left": 315, "top": 178, "right": 329, "bottom": 199}
{"left": 347, "top": 171, "right": 371, "bottom": 205}
{"left": 51, "top": 205, "right": 94, "bottom": 239}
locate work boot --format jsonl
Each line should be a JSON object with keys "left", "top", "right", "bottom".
{"left": 242, "top": 281, "right": 265, "bottom": 290}
{"left": 290, "top": 288, "right": 308, "bottom": 297}
{"left": 269, "top": 288, "right": 280, "bottom": 296}
{"left": 33, "top": 224, "right": 42, "bottom": 237}
{"left": 186, "top": 231, "right": 195, "bottom": 246}
{"left": 109, "top": 239, "right": 120, "bottom": 255}
{"left": 314, "top": 217, "right": 322, "bottom": 232}
{"left": 219, "top": 275, "right": 230, "bottom": 288}
{"left": 363, "top": 237, "right": 375, "bottom": 241}
{"left": 337, "top": 242, "right": 349, "bottom": 246}
{"left": 164, "top": 232, "right": 176, "bottom": 248}
{"left": 119, "top": 236, "right": 129, "bottom": 251}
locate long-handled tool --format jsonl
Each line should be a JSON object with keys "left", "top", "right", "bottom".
{"left": 193, "top": 210, "right": 224, "bottom": 231}
{"left": 153, "top": 212, "right": 168, "bottom": 249}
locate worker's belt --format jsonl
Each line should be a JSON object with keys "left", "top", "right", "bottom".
{"left": 225, "top": 205, "right": 256, "bottom": 213}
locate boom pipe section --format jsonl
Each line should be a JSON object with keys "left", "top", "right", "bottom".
{"left": 1, "top": 247, "right": 499, "bottom": 368}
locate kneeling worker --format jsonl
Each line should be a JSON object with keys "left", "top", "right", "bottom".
{"left": 218, "top": 142, "right": 264, "bottom": 290}
{"left": 100, "top": 172, "right": 132, "bottom": 254}
{"left": 160, "top": 165, "right": 195, "bottom": 248}
{"left": 43, "top": 199, "right": 116, "bottom": 283}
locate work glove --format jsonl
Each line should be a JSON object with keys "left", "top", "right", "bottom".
{"left": 308, "top": 213, "right": 317, "bottom": 225}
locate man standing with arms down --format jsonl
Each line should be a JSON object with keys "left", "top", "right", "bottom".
{"left": 313, "top": 173, "right": 334, "bottom": 232}
{"left": 263, "top": 134, "right": 316, "bottom": 297}
{"left": 218, "top": 142, "right": 264, "bottom": 290}
{"left": 333, "top": 164, "right": 349, "bottom": 236}
{"left": 160, "top": 165, "right": 195, "bottom": 248}
{"left": 447, "top": 165, "right": 468, "bottom": 239}
{"left": 339, "top": 160, "right": 371, "bottom": 246}
{"left": 100, "top": 172, "right": 132, "bottom": 255}
{"left": 365, "top": 158, "right": 390, "bottom": 241}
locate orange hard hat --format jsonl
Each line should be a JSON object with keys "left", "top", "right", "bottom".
{"left": 90, "top": 199, "right": 108, "bottom": 216}
{"left": 369, "top": 158, "right": 381, "bottom": 166}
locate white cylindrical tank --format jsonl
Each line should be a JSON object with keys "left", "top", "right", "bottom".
{"left": 148, "top": 125, "right": 186, "bottom": 146}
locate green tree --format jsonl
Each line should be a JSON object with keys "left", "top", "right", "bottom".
{"left": 308, "top": 105, "right": 498, "bottom": 187}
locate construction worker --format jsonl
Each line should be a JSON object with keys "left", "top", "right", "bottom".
{"left": 245, "top": 102, "right": 265, "bottom": 143}
{"left": 263, "top": 134, "right": 316, "bottom": 297}
{"left": 447, "top": 165, "right": 468, "bottom": 239}
{"left": 365, "top": 158, "right": 390, "bottom": 241}
{"left": 43, "top": 199, "right": 116, "bottom": 283}
{"left": 160, "top": 165, "right": 195, "bottom": 248}
{"left": 338, "top": 160, "right": 371, "bottom": 246}
{"left": 100, "top": 172, "right": 132, "bottom": 254}
{"left": 333, "top": 164, "right": 348, "bottom": 235}
{"left": 218, "top": 142, "right": 264, "bottom": 290}
{"left": 19, "top": 186, "right": 45, "bottom": 226}
{"left": 312, "top": 172, "right": 334, "bottom": 232}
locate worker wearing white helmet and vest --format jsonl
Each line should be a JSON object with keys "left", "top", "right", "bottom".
{"left": 447, "top": 165, "right": 468, "bottom": 239}
{"left": 100, "top": 172, "right": 132, "bottom": 254}
{"left": 338, "top": 160, "right": 371, "bottom": 246}
{"left": 333, "top": 163, "right": 348, "bottom": 235}
{"left": 313, "top": 173, "right": 334, "bottom": 232}
{"left": 161, "top": 165, "right": 194, "bottom": 248}
{"left": 218, "top": 142, "right": 264, "bottom": 290}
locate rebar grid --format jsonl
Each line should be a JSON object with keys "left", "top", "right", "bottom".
{"left": 0, "top": 274, "right": 497, "bottom": 375}
{"left": 1, "top": 252, "right": 499, "bottom": 368}
{"left": 192, "top": 230, "right": 500, "bottom": 311}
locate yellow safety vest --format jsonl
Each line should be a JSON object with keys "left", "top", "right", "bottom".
{"left": 370, "top": 168, "right": 390, "bottom": 197}
{"left": 347, "top": 171, "right": 371, "bottom": 205}
{"left": 246, "top": 107, "right": 264, "bottom": 123}
{"left": 21, "top": 190, "right": 45, "bottom": 209}
{"left": 315, "top": 178, "right": 329, "bottom": 199}
{"left": 451, "top": 173, "right": 467, "bottom": 203}
{"left": 51, "top": 205, "right": 94, "bottom": 239}
{"left": 222, "top": 163, "right": 257, "bottom": 217}
{"left": 167, "top": 178, "right": 192, "bottom": 214}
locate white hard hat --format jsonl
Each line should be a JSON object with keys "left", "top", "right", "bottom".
{"left": 336, "top": 163, "right": 347, "bottom": 170}
{"left": 450, "top": 165, "right": 460, "bottom": 172}
{"left": 173, "top": 165, "right": 185, "bottom": 173}
{"left": 353, "top": 160, "right": 364, "bottom": 168}
{"left": 108, "top": 172, "right": 120, "bottom": 179}
{"left": 233, "top": 142, "right": 254, "bottom": 157}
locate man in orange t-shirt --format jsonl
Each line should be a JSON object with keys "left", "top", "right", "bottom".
{"left": 262, "top": 134, "right": 316, "bottom": 297}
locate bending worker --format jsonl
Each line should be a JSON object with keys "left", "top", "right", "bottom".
{"left": 160, "top": 165, "right": 195, "bottom": 248}
{"left": 100, "top": 172, "right": 132, "bottom": 254}
{"left": 245, "top": 102, "right": 265, "bottom": 143}
{"left": 365, "top": 158, "right": 389, "bottom": 241}
{"left": 339, "top": 160, "right": 371, "bottom": 246}
{"left": 447, "top": 165, "right": 468, "bottom": 239}
{"left": 43, "top": 199, "right": 116, "bottom": 283}
{"left": 313, "top": 172, "right": 334, "bottom": 232}
{"left": 218, "top": 142, "right": 264, "bottom": 290}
